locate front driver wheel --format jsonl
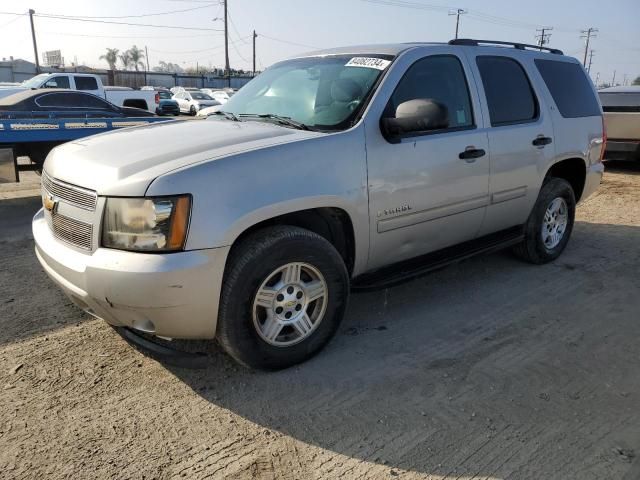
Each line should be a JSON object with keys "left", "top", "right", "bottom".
{"left": 216, "top": 226, "right": 349, "bottom": 370}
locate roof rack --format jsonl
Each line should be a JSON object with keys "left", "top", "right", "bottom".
{"left": 448, "top": 38, "right": 563, "bottom": 55}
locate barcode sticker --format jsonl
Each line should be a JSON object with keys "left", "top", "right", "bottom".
{"left": 345, "top": 57, "right": 391, "bottom": 70}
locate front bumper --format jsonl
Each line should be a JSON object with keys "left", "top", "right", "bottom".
{"left": 33, "top": 208, "right": 229, "bottom": 339}
{"left": 580, "top": 162, "right": 605, "bottom": 203}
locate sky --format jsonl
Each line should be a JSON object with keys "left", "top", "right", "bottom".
{"left": 1, "top": 0, "right": 639, "bottom": 85}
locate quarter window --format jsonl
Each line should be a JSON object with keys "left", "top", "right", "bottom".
{"left": 388, "top": 55, "right": 474, "bottom": 130}
{"left": 74, "top": 76, "right": 99, "bottom": 91}
{"left": 476, "top": 56, "right": 538, "bottom": 126}
{"left": 535, "top": 60, "right": 600, "bottom": 118}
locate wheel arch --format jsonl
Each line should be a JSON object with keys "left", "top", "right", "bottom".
{"left": 227, "top": 205, "right": 358, "bottom": 276}
{"left": 543, "top": 157, "right": 587, "bottom": 202}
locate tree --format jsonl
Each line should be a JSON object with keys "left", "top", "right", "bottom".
{"left": 152, "top": 60, "right": 183, "bottom": 73}
{"left": 127, "top": 45, "right": 146, "bottom": 71}
{"left": 633, "top": 76, "right": 640, "bottom": 86}
{"left": 99, "top": 48, "right": 119, "bottom": 71}
{"left": 119, "top": 51, "right": 131, "bottom": 70}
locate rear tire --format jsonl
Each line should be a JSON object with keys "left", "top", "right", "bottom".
{"left": 513, "top": 177, "right": 576, "bottom": 264}
{"left": 217, "top": 226, "right": 349, "bottom": 370}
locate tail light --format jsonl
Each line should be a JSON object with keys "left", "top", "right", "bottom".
{"left": 599, "top": 115, "right": 607, "bottom": 161}
{"left": 155, "top": 93, "right": 160, "bottom": 104}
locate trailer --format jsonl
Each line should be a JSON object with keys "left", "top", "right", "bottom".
{"left": 0, "top": 116, "right": 178, "bottom": 182}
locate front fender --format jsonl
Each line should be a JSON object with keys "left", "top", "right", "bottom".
{"left": 147, "top": 126, "right": 370, "bottom": 275}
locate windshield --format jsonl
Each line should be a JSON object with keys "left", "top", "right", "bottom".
{"left": 220, "top": 54, "right": 393, "bottom": 130}
{"left": 191, "top": 92, "right": 213, "bottom": 100}
{"left": 22, "top": 74, "right": 50, "bottom": 88}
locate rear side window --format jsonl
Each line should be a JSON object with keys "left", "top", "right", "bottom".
{"left": 476, "top": 56, "right": 538, "bottom": 126}
{"left": 74, "top": 76, "right": 98, "bottom": 91}
{"left": 535, "top": 60, "right": 600, "bottom": 118}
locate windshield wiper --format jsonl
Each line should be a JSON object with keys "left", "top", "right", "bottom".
{"left": 209, "top": 110, "right": 240, "bottom": 121}
{"left": 238, "top": 113, "right": 309, "bottom": 130}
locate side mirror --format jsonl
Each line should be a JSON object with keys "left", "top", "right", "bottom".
{"left": 381, "top": 99, "right": 449, "bottom": 142}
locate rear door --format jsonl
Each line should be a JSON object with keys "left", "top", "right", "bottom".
{"left": 465, "top": 52, "right": 556, "bottom": 235}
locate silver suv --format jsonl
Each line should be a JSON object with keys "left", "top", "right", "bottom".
{"left": 33, "top": 39, "right": 605, "bottom": 369}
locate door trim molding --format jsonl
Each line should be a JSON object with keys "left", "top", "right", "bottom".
{"left": 491, "top": 186, "right": 527, "bottom": 204}
{"left": 377, "top": 194, "right": 489, "bottom": 233}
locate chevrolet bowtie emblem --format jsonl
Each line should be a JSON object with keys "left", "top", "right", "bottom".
{"left": 43, "top": 194, "right": 57, "bottom": 213}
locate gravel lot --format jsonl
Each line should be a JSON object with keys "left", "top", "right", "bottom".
{"left": 1, "top": 163, "right": 639, "bottom": 479}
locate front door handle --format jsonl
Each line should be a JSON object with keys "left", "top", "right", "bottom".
{"left": 532, "top": 136, "right": 553, "bottom": 147}
{"left": 459, "top": 147, "right": 486, "bottom": 162}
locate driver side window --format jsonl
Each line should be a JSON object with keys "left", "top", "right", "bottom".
{"left": 44, "top": 76, "right": 70, "bottom": 89}
{"left": 388, "top": 55, "right": 474, "bottom": 130}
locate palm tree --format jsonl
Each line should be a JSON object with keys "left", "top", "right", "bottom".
{"left": 99, "top": 48, "right": 119, "bottom": 71}
{"left": 127, "top": 45, "right": 146, "bottom": 72}
{"left": 119, "top": 51, "right": 131, "bottom": 70}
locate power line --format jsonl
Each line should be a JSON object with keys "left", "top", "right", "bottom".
{"left": 44, "top": 4, "right": 215, "bottom": 20}
{"left": 39, "top": 31, "right": 221, "bottom": 39}
{"left": 33, "top": 13, "right": 224, "bottom": 31}
{"left": 0, "top": 12, "right": 26, "bottom": 27}
{"left": 259, "top": 34, "right": 320, "bottom": 50}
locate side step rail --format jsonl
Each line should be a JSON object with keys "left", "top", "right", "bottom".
{"left": 352, "top": 227, "right": 524, "bottom": 292}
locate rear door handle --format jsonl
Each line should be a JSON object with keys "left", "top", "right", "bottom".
{"left": 459, "top": 147, "right": 486, "bottom": 162}
{"left": 532, "top": 136, "right": 553, "bottom": 147}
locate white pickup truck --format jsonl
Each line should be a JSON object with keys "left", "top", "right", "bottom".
{"left": 0, "top": 73, "right": 158, "bottom": 113}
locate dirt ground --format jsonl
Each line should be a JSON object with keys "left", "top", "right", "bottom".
{"left": 0, "top": 163, "right": 639, "bottom": 480}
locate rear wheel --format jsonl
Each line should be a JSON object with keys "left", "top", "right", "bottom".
{"left": 513, "top": 177, "right": 576, "bottom": 264}
{"left": 217, "top": 226, "right": 349, "bottom": 370}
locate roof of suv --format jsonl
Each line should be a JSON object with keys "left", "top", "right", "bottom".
{"left": 302, "top": 39, "right": 566, "bottom": 59}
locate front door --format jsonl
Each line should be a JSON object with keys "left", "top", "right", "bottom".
{"left": 365, "top": 51, "right": 490, "bottom": 271}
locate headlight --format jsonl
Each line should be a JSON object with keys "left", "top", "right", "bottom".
{"left": 102, "top": 196, "right": 191, "bottom": 252}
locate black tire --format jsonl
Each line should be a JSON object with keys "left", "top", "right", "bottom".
{"left": 217, "top": 226, "right": 350, "bottom": 370}
{"left": 513, "top": 177, "right": 576, "bottom": 264}
{"left": 189, "top": 105, "right": 197, "bottom": 116}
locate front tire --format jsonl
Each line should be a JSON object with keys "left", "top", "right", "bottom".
{"left": 217, "top": 226, "right": 349, "bottom": 370}
{"left": 189, "top": 105, "right": 197, "bottom": 116}
{"left": 513, "top": 177, "right": 576, "bottom": 264}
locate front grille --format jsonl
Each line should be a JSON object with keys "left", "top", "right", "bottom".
{"left": 41, "top": 171, "right": 97, "bottom": 211}
{"left": 46, "top": 212, "right": 93, "bottom": 250}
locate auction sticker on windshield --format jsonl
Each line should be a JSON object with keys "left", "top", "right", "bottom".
{"left": 345, "top": 57, "right": 391, "bottom": 70}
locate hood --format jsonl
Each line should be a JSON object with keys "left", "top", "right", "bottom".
{"left": 43, "top": 118, "right": 321, "bottom": 196}
{"left": 0, "top": 87, "right": 26, "bottom": 100}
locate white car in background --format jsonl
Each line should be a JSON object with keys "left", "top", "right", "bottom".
{"left": 196, "top": 103, "right": 224, "bottom": 117}
{"left": 201, "top": 88, "right": 231, "bottom": 104}
{"left": 173, "top": 90, "right": 220, "bottom": 115}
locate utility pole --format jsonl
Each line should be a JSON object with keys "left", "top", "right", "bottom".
{"left": 224, "top": 0, "right": 230, "bottom": 88}
{"left": 535, "top": 27, "right": 553, "bottom": 50}
{"left": 28, "top": 9, "right": 40, "bottom": 73}
{"left": 252, "top": 30, "right": 257, "bottom": 77}
{"left": 612, "top": 70, "right": 616, "bottom": 86}
{"left": 595, "top": 72, "right": 600, "bottom": 87}
{"left": 448, "top": 9, "right": 467, "bottom": 39}
{"left": 587, "top": 49, "right": 594, "bottom": 73}
{"left": 145, "top": 45, "right": 150, "bottom": 72}
{"left": 623, "top": 73, "right": 628, "bottom": 86}
{"left": 580, "top": 27, "right": 598, "bottom": 67}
